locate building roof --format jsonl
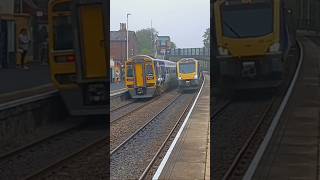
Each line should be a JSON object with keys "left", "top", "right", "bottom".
{"left": 110, "top": 31, "right": 136, "bottom": 41}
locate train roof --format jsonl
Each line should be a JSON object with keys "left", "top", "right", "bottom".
{"left": 177, "top": 58, "right": 198, "bottom": 63}
{"left": 129, "top": 55, "right": 176, "bottom": 65}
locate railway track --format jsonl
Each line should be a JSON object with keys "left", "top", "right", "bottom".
{"left": 0, "top": 116, "right": 106, "bottom": 179}
{"left": 0, "top": 117, "right": 86, "bottom": 161}
{"left": 110, "top": 92, "right": 182, "bottom": 154}
{"left": 222, "top": 98, "right": 276, "bottom": 180}
{"left": 110, "top": 99, "right": 135, "bottom": 113}
{"left": 213, "top": 100, "right": 233, "bottom": 117}
{"left": 110, "top": 95, "right": 162, "bottom": 123}
{"left": 25, "top": 132, "right": 106, "bottom": 179}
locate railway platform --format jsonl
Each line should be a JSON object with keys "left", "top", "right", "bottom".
{"left": 110, "top": 81, "right": 125, "bottom": 91}
{"left": 0, "top": 63, "right": 51, "bottom": 94}
{"left": 0, "top": 63, "right": 54, "bottom": 104}
{"left": 153, "top": 73, "right": 210, "bottom": 180}
{"left": 248, "top": 38, "right": 320, "bottom": 179}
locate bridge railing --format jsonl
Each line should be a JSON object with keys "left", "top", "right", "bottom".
{"left": 169, "top": 48, "right": 210, "bottom": 57}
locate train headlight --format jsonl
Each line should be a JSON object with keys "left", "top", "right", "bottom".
{"left": 218, "top": 47, "right": 229, "bottom": 56}
{"left": 178, "top": 76, "right": 182, "bottom": 80}
{"left": 194, "top": 74, "right": 198, "bottom": 79}
{"left": 269, "top": 43, "right": 280, "bottom": 52}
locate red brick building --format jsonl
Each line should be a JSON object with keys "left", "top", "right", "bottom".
{"left": 110, "top": 23, "right": 138, "bottom": 67}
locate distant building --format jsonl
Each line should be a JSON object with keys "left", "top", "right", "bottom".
{"left": 110, "top": 23, "right": 138, "bottom": 67}
{"left": 156, "top": 36, "right": 171, "bottom": 56}
{"left": 0, "top": 1, "right": 14, "bottom": 14}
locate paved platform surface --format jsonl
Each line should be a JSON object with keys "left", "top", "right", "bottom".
{"left": 253, "top": 38, "right": 320, "bottom": 179}
{"left": 157, "top": 74, "right": 210, "bottom": 180}
{"left": 110, "top": 81, "right": 125, "bottom": 91}
{"left": 0, "top": 63, "right": 51, "bottom": 95}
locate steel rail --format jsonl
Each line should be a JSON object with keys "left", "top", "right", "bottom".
{"left": 110, "top": 93, "right": 182, "bottom": 155}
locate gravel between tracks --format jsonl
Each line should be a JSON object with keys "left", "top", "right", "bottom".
{"left": 110, "top": 99, "right": 135, "bottom": 112}
{"left": 110, "top": 98, "right": 156, "bottom": 122}
{"left": 0, "top": 119, "right": 105, "bottom": 180}
{"left": 110, "top": 91, "right": 180, "bottom": 151}
{"left": 110, "top": 93, "right": 195, "bottom": 179}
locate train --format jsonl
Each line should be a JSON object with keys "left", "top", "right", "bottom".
{"left": 177, "top": 58, "right": 201, "bottom": 90}
{"left": 48, "top": 0, "right": 107, "bottom": 115}
{"left": 125, "top": 55, "right": 177, "bottom": 98}
{"left": 213, "top": 0, "right": 296, "bottom": 91}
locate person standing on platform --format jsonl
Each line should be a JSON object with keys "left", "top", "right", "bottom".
{"left": 18, "top": 28, "right": 30, "bottom": 70}
{"left": 115, "top": 69, "right": 120, "bottom": 84}
{"left": 39, "top": 27, "right": 48, "bottom": 65}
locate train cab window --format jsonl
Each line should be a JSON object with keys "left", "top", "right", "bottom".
{"left": 53, "top": 16, "right": 73, "bottom": 50}
{"left": 180, "top": 63, "right": 196, "bottom": 73}
{"left": 145, "top": 64, "right": 153, "bottom": 76}
{"left": 53, "top": 2, "right": 72, "bottom": 12}
{"left": 127, "top": 65, "right": 134, "bottom": 77}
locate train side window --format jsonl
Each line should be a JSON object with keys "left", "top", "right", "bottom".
{"left": 154, "top": 62, "right": 159, "bottom": 76}
{"left": 161, "top": 66, "right": 165, "bottom": 75}
{"left": 145, "top": 64, "right": 153, "bottom": 75}
{"left": 53, "top": 16, "right": 73, "bottom": 50}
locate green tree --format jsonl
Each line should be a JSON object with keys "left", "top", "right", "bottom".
{"left": 171, "top": 42, "right": 177, "bottom": 49}
{"left": 136, "top": 28, "right": 158, "bottom": 55}
{"left": 203, "top": 28, "right": 210, "bottom": 49}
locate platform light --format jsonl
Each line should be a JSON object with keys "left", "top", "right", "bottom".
{"left": 218, "top": 47, "right": 229, "bottom": 55}
{"left": 269, "top": 43, "right": 280, "bottom": 52}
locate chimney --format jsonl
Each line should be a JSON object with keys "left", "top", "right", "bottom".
{"left": 120, "top": 23, "right": 127, "bottom": 31}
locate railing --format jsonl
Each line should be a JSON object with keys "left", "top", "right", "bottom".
{"left": 168, "top": 48, "right": 210, "bottom": 57}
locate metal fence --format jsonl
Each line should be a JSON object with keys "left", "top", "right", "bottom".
{"left": 294, "top": 0, "right": 320, "bottom": 31}
{"left": 168, "top": 48, "right": 210, "bottom": 58}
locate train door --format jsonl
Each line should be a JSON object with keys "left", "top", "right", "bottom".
{"left": 135, "top": 63, "right": 144, "bottom": 87}
{"left": 72, "top": 0, "right": 107, "bottom": 83}
{"left": 0, "top": 20, "right": 8, "bottom": 68}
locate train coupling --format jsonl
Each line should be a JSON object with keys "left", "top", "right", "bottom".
{"left": 241, "top": 61, "right": 256, "bottom": 78}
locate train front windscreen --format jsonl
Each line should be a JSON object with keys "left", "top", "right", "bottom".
{"left": 222, "top": 3, "right": 273, "bottom": 38}
{"left": 53, "top": 16, "right": 73, "bottom": 50}
{"left": 179, "top": 63, "right": 196, "bottom": 74}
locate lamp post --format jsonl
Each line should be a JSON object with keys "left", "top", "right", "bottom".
{"left": 126, "top": 13, "right": 131, "bottom": 61}
{"left": 20, "top": 0, "right": 23, "bottom": 13}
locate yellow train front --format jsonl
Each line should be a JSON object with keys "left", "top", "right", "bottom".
{"left": 213, "top": 0, "right": 296, "bottom": 90}
{"left": 177, "top": 58, "right": 201, "bottom": 91}
{"left": 125, "top": 55, "right": 177, "bottom": 98}
{"left": 48, "top": 0, "right": 107, "bottom": 115}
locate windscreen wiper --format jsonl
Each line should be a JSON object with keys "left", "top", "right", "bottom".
{"left": 223, "top": 21, "right": 241, "bottom": 38}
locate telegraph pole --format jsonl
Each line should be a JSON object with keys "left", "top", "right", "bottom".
{"left": 20, "top": 0, "right": 23, "bottom": 13}
{"left": 126, "top": 13, "right": 131, "bottom": 61}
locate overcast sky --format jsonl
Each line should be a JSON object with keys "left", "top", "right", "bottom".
{"left": 110, "top": 0, "right": 210, "bottom": 48}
